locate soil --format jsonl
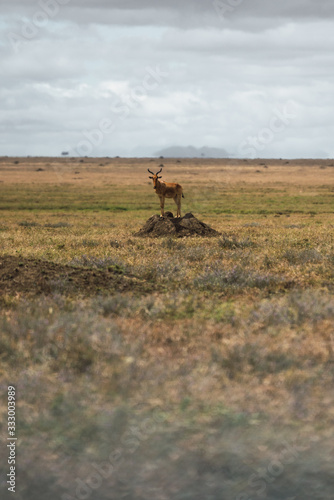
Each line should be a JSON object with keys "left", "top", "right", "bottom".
{"left": 134, "top": 212, "right": 220, "bottom": 238}
{"left": 0, "top": 256, "right": 149, "bottom": 297}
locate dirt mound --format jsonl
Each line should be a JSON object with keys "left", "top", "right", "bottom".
{"left": 0, "top": 256, "right": 149, "bottom": 297}
{"left": 134, "top": 212, "right": 220, "bottom": 238}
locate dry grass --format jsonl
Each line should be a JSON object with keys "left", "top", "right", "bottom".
{"left": 1, "top": 157, "right": 334, "bottom": 499}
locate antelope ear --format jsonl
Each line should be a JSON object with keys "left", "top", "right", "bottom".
{"left": 158, "top": 176, "right": 162, "bottom": 179}
{"left": 149, "top": 176, "right": 153, "bottom": 179}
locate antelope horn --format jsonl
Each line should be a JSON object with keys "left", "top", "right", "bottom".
{"left": 147, "top": 168, "right": 155, "bottom": 175}
{"left": 156, "top": 167, "right": 163, "bottom": 175}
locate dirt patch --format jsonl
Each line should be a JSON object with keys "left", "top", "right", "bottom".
{"left": 0, "top": 256, "right": 149, "bottom": 296}
{"left": 134, "top": 212, "right": 220, "bottom": 238}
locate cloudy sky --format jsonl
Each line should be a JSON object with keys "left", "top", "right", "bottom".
{"left": 1, "top": 0, "right": 334, "bottom": 158}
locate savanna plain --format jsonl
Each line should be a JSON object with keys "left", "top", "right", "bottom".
{"left": 0, "top": 157, "right": 334, "bottom": 499}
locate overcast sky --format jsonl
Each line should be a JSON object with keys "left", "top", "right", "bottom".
{"left": 1, "top": 0, "right": 334, "bottom": 158}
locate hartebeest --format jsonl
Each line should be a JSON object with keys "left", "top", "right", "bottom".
{"left": 148, "top": 167, "right": 184, "bottom": 218}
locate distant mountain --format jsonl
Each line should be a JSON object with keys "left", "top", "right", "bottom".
{"left": 154, "top": 145, "right": 229, "bottom": 158}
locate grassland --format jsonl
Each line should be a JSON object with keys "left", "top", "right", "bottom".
{"left": 0, "top": 157, "right": 334, "bottom": 499}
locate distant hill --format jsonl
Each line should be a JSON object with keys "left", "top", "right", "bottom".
{"left": 154, "top": 145, "right": 229, "bottom": 158}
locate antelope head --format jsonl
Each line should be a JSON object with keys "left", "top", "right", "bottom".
{"left": 148, "top": 167, "right": 163, "bottom": 190}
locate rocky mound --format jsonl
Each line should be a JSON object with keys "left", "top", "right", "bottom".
{"left": 0, "top": 256, "right": 151, "bottom": 296}
{"left": 134, "top": 212, "right": 220, "bottom": 238}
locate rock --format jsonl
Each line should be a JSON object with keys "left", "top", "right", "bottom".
{"left": 134, "top": 213, "right": 220, "bottom": 238}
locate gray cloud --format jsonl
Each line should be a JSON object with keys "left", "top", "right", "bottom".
{"left": 1, "top": 1, "right": 334, "bottom": 157}
{"left": 4, "top": 0, "right": 334, "bottom": 31}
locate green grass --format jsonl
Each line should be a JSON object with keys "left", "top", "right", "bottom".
{"left": 1, "top": 183, "right": 334, "bottom": 214}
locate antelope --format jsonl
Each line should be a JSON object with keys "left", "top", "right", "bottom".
{"left": 148, "top": 167, "right": 184, "bottom": 218}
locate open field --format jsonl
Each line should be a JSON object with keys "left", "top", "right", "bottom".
{"left": 1, "top": 157, "right": 334, "bottom": 499}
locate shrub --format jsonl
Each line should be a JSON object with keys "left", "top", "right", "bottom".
{"left": 44, "top": 222, "right": 71, "bottom": 228}
{"left": 69, "top": 255, "right": 127, "bottom": 273}
{"left": 1, "top": 299, "right": 125, "bottom": 373}
{"left": 18, "top": 221, "right": 40, "bottom": 227}
{"left": 194, "top": 266, "right": 283, "bottom": 291}
{"left": 249, "top": 290, "right": 334, "bottom": 327}
{"left": 133, "top": 259, "right": 184, "bottom": 283}
{"left": 81, "top": 239, "right": 99, "bottom": 248}
{"left": 284, "top": 224, "right": 305, "bottom": 229}
{"left": 243, "top": 222, "right": 261, "bottom": 228}
{"left": 213, "top": 343, "right": 296, "bottom": 379}
{"left": 184, "top": 246, "right": 209, "bottom": 262}
{"left": 96, "top": 294, "right": 134, "bottom": 317}
{"left": 161, "top": 238, "right": 185, "bottom": 250}
{"left": 218, "top": 235, "right": 255, "bottom": 250}
{"left": 283, "top": 248, "right": 323, "bottom": 264}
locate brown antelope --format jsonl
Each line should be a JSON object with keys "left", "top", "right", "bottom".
{"left": 148, "top": 167, "right": 184, "bottom": 218}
